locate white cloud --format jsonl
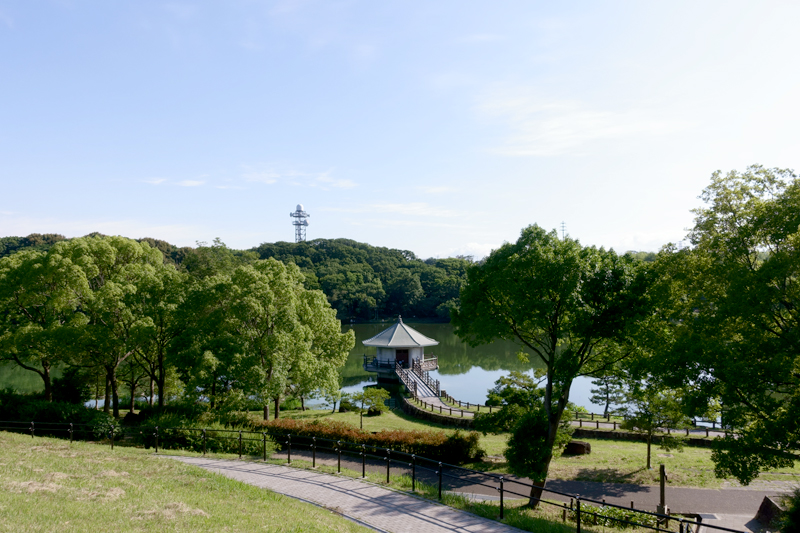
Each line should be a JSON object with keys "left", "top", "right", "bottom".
{"left": 243, "top": 166, "right": 356, "bottom": 189}
{"left": 417, "top": 186, "right": 454, "bottom": 194}
{"left": 323, "top": 202, "right": 462, "bottom": 218}
{"left": 477, "top": 90, "right": 694, "bottom": 157}
{"left": 316, "top": 174, "right": 355, "bottom": 189}
{"left": 440, "top": 242, "right": 499, "bottom": 260}
{"left": 177, "top": 180, "right": 204, "bottom": 187}
{"left": 243, "top": 171, "right": 279, "bottom": 184}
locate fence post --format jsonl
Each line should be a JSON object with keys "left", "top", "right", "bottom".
{"left": 499, "top": 476, "right": 504, "bottom": 519}
{"left": 576, "top": 496, "right": 582, "bottom": 533}
{"left": 203, "top": 429, "right": 207, "bottom": 455}
{"left": 337, "top": 441, "right": 342, "bottom": 473}
{"left": 262, "top": 432, "right": 267, "bottom": 461}
{"left": 579, "top": 419, "right": 583, "bottom": 427}
{"left": 438, "top": 462, "right": 443, "bottom": 500}
{"left": 69, "top": 423, "right": 74, "bottom": 443}
{"left": 312, "top": 437, "right": 316, "bottom": 468}
{"left": 679, "top": 519, "right": 684, "bottom": 533}
{"left": 411, "top": 455, "right": 416, "bottom": 492}
{"left": 30, "top": 421, "right": 34, "bottom": 439}
{"left": 154, "top": 426, "right": 159, "bottom": 453}
{"left": 238, "top": 431, "right": 243, "bottom": 459}
{"left": 361, "top": 444, "right": 366, "bottom": 478}
{"left": 386, "top": 450, "right": 390, "bottom": 483}
{"left": 287, "top": 434, "right": 292, "bottom": 464}
{"left": 110, "top": 424, "right": 115, "bottom": 450}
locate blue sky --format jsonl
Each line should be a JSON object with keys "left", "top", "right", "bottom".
{"left": 2, "top": 1, "right": 799, "bottom": 258}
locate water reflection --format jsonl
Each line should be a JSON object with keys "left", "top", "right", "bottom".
{"left": 342, "top": 322, "right": 595, "bottom": 410}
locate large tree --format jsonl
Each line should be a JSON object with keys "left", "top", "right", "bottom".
{"left": 0, "top": 249, "right": 88, "bottom": 401}
{"left": 452, "top": 225, "right": 652, "bottom": 505}
{"left": 653, "top": 165, "right": 800, "bottom": 484}
{"left": 57, "top": 236, "right": 165, "bottom": 417}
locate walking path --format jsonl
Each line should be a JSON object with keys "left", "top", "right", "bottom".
{"left": 264, "top": 450, "right": 790, "bottom": 533}
{"left": 169, "top": 456, "right": 524, "bottom": 533}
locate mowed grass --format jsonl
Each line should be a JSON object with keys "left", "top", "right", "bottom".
{"left": 0, "top": 431, "right": 371, "bottom": 533}
{"left": 470, "top": 437, "right": 800, "bottom": 488}
{"left": 278, "top": 408, "right": 800, "bottom": 489}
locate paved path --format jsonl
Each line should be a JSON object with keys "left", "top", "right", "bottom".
{"left": 169, "top": 456, "right": 525, "bottom": 533}
{"left": 265, "top": 449, "right": 791, "bottom": 532}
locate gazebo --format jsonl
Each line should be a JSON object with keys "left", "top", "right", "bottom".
{"left": 362, "top": 316, "right": 439, "bottom": 381}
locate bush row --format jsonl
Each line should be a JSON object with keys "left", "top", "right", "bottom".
{"left": 257, "top": 418, "right": 485, "bottom": 464}
{"left": 0, "top": 389, "right": 115, "bottom": 441}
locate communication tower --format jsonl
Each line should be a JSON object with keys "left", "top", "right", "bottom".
{"left": 290, "top": 204, "right": 310, "bottom": 242}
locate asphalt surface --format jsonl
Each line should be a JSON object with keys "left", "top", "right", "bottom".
{"left": 271, "top": 449, "right": 788, "bottom": 518}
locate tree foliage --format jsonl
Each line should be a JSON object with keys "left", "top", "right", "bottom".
{"left": 651, "top": 165, "right": 800, "bottom": 484}
{"left": 453, "top": 225, "right": 652, "bottom": 504}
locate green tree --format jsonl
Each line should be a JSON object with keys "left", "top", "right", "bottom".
{"left": 452, "top": 225, "right": 652, "bottom": 506}
{"left": 620, "top": 378, "right": 690, "bottom": 469}
{"left": 351, "top": 387, "right": 391, "bottom": 428}
{"left": 652, "top": 165, "right": 800, "bottom": 484}
{"left": 131, "top": 262, "right": 187, "bottom": 409}
{"left": 0, "top": 249, "right": 88, "bottom": 401}
{"left": 57, "top": 236, "right": 164, "bottom": 417}
{"left": 589, "top": 372, "right": 626, "bottom": 418}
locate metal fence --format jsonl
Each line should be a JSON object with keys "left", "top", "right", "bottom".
{"left": 0, "top": 419, "right": 746, "bottom": 533}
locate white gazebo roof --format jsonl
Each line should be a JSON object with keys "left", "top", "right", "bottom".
{"left": 362, "top": 317, "right": 439, "bottom": 348}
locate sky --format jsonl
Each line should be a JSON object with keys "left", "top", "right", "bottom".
{"left": 1, "top": 1, "right": 799, "bottom": 259}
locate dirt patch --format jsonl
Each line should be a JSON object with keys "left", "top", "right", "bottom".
{"left": 99, "top": 469, "right": 129, "bottom": 478}
{"left": 658, "top": 453, "right": 674, "bottom": 458}
{"left": 7, "top": 481, "right": 62, "bottom": 493}
{"left": 133, "top": 502, "right": 210, "bottom": 520}
{"left": 44, "top": 472, "right": 71, "bottom": 481}
{"left": 79, "top": 487, "right": 126, "bottom": 501}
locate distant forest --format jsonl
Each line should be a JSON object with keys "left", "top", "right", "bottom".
{"left": 0, "top": 233, "right": 657, "bottom": 322}
{"left": 0, "top": 234, "right": 473, "bottom": 321}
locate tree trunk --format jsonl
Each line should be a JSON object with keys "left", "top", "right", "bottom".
{"left": 129, "top": 366, "right": 136, "bottom": 413}
{"left": 647, "top": 433, "right": 652, "bottom": 469}
{"left": 157, "top": 343, "right": 166, "bottom": 409}
{"left": 210, "top": 379, "right": 216, "bottom": 410}
{"left": 149, "top": 377, "right": 154, "bottom": 407}
{"left": 109, "top": 367, "right": 120, "bottom": 418}
{"left": 274, "top": 396, "right": 280, "bottom": 420}
{"left": 301, "top": 396, "right": 305, "bottom": 411}
{"left": 263, "top": 404, "right": 269, "bottom": 421}
{"left": 331, "top": 400, "right": 337, "bottom": 414}
{"left": 104, "top": 375, "right": 111, "bottom": 414}
{"left": 42, "top": 365, "right": 52, "bottom": 403}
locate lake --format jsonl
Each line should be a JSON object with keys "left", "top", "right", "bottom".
{"left": 0, "top": 322, "right": 598, "bottom": 411}
{"left": 340, "top": 322, "right": 596, "bottom": 410}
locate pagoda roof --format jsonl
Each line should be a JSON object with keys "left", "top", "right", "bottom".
{"left": 362, "top": 317, "right": 439, "bottom": 348}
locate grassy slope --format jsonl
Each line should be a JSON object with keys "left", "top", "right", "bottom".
{"left": 275, "top": 407, "right": 800, "bottom": 488}
{"left": 0, "top": 432, "right": 371, "bottom": 533}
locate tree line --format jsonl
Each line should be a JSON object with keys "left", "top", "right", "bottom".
{"left": 1, "top": 236, "right": 474, "bottom": 322}
{"left": 0, "top": 236, "right": 354, "bottom": 420}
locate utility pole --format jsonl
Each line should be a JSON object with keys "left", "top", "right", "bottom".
{"left": 560, "top": 221, "right": 566, "bottom": 240}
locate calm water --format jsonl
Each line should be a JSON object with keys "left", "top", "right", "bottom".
{"left": 0, "top": 322, "right": 597, "bottom": 411}
{"left": 341, "top": 322, "right": 596, "bottom": 410}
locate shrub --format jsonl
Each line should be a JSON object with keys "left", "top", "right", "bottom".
{"left": 256, "top": 418, "right": 484, "bottom": 464}
{"left": 0, "top": 389, "right": 115, "bottom": 440}
{"left": 781, "top": 488, "right": 800, "bottom": 533}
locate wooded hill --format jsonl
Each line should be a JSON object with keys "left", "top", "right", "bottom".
{"left": 0, "top": 234, "right": 472, "bottom": 321}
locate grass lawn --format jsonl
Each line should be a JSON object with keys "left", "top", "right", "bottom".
{"left": 0, "top": 431, "right": 371, "bottom": 533}
{"left": 276, "top": 407, "right": 800, "bottom": 489}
